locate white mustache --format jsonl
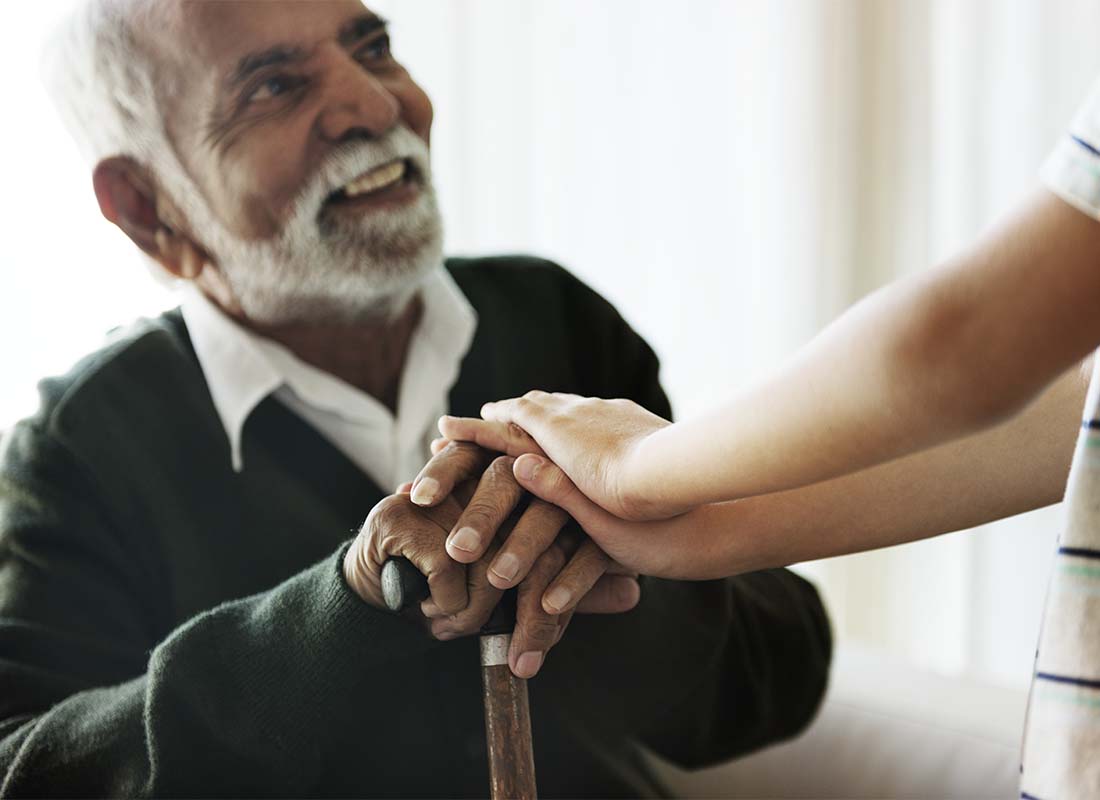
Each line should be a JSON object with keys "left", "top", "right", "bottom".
{"left": 298, "top": 126, "right": 431, "bottom": 214}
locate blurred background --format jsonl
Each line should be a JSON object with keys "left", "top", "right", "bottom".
{"left": 4, "top": 0, "right": 1100, "bottom": 752}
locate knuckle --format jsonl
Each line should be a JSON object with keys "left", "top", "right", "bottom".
{"left": 538, "top": 543, "right": 569, "bottom": 573}
{"left": 441, "top": 439, "right": 482, "bottom": 464}
{"left": 577, "top": 541, "right": 610, "bottom": 567}
{"left": 451, "top": 605, "right": 491, "bottom": 633}
{"left": 461, "top": 499, "right": 499, "bottom": 530}
{"left": 517, "top": 615, "right": 559, "bottom": 646}
{"left": 424, "top": 551, "right": 460, "bottom": 580}
{"left": 364, "top": 494, "right": 410, "bottom": 537}
{"left": 544, "top": 466, "right": 573, "bottom": 497}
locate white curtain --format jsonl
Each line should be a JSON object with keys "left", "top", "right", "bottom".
{"left": 5, "top": 0, "right": 1100, "bottom": 687}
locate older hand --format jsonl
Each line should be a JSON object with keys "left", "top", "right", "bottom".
{"left": 437, "top": 391, "right": 682, "bottom": 520}
{"left": 343, "top": 441, "right": 640, "bottom": 679}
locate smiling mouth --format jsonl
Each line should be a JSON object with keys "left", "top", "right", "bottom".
{"left": 324, "top": 159, "right": 416, "bottom": 209}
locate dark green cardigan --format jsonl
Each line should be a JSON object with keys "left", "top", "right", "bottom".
{"left": 0, "top": 257, "right": 831, "bottom": 797}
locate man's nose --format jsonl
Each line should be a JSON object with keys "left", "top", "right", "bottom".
{"left": 316, "top": 52, "right": 401, "bottom": 141}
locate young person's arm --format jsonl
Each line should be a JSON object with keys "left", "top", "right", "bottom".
{"left": 445, "top": 188, "right": 1100, "bottom": 521}
{"left": 496, "top": 358, "right": 1087, "bottom": 581}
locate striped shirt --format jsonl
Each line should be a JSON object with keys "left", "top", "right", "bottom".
{"left": 1020, "top": 77, "right": 1100, "bottom": 800}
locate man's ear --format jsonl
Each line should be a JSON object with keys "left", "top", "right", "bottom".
{"left": 91, "top": 156, "right": 207, "bottom": 280}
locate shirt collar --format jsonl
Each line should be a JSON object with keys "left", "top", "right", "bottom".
{"left": 180, "top": 266, "right": 478, "bottom": 472}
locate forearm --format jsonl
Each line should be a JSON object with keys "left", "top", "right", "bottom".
{"left": 635, "top": 190, "right": 1100, "bottom": 511}
{"left": 0, "top": 548, "right": 437, "bottom": 796}
{"left": 710, "top": 358, "right": 1086, "bottom": 576}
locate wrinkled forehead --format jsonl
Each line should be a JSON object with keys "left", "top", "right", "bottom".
{"left": 180, "top": 0, "right": 373, "bottom": 62}
{"left": 150, "top": 0, "right": 377, "bottom": 110}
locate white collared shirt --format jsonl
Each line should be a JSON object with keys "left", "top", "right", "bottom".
{"left": 180, "top": 267, "right": 477, "bottom": 491}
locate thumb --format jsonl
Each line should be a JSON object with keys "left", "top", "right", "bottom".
{"left": 512, "top": 454, "right": 623, "bottom": 538}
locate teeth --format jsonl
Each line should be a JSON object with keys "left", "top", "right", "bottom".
{"left": 342, "top": 161, "right": 407, "bottom": 198}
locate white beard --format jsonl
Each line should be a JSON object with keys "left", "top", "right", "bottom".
{"left": 171, "top": 125, "right": 443, "bottom": 325}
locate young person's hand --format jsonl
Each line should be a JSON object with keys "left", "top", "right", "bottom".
{"left": 438, "top": 392, "right": 689, "bottom": 521}
{"left": 501, "top": 451, "right": 736, "bottom": 579}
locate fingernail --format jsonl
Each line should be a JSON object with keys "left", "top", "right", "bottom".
{"left": 449, "top": 526, "right": 480, "bottom": 553}
{"left": 410, "top": 477, "right": 440, "bottom": 506}
{"left": 544, "top": 586, "right": 572, "bottom": 613}
{"left": 491, "top": 553, "right": 520, "bottom": 583}
{"left": 435, "top": 630, "right": 456, "bottom": 641}
{"left": 514, "top": 455, "right": 544, "bottom": 482}
{"left": 515, "top": 651, "right": 543, "bottom": 678}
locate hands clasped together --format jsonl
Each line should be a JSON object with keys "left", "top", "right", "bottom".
{"left": 435, "top": 392, "right": 723, "bottom": 580}
{"left": 342, "top": 429, "right": 643, "bottom": 680}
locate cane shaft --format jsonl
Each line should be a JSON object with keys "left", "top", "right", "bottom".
{"left": 383, "top": 559, "right": 537, "bottom": 798}
{"left": 480, "top": 633, "right": 537, "bottom": 800}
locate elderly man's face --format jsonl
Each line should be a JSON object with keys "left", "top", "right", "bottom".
{"left": 151, "top": 0, "right": 441, "bottom": 323}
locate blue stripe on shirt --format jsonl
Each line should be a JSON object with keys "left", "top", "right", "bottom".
{"left": 1059, "top": 546, "right": 1100, "bottom": 560}
{"left": 1073, "top": 135, "right": 1100, "bottom": 158}
{"left": 1035, "top": 672, "right": 1100, "bottom": 690}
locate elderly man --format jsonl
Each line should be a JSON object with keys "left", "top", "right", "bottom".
{"left": 0, "top": 0, "right": 831, "bottom": 796}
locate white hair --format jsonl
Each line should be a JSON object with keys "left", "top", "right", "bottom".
{"left": 41, "top": 0, "right": 445, "bottom": 324}
{"left": 42, "top": 1, "right": 205, "bottom": 218}
{"left": 42, "top": 0, "right": 223, "bottom": 288}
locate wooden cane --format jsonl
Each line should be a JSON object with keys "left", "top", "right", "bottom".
{"left": 382, "top": 557, "right": 538, "bottom": 800}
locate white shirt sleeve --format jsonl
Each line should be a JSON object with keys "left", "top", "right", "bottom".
{"left": 1041, "top": 77, "right": 1100, "bottom": 219}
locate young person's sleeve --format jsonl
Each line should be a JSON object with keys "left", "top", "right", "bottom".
{"left": 1042, "top": 77, "right": 1100, "bottom": 219}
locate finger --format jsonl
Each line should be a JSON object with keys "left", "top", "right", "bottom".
{"left": 409, "top": 440, "right": 494, "bottom": 507}
{"left": 429, "top": 437, "right": 449, "bottom": 456}
{"left": 541, "top": 538, "right": 610, "bottom": 615}
{"left": 362, "top": 496, "right": 469, "bottom": 615}
{"left": 479, "top": 394, "right": 552, "bottom": 432}
{"left": 420, "top": 598, "right": 444, "bottom": 618}
{"left": 445, "top": 456, "right": 525, "bottom": 564}
{"left": 395, "top": 481, "right": 414, "bottom": 494}
{"left": 509, "top": 544, "right": 568, "bottom": 679}
{"left": 574, "top": 575, "right": 641, "bottom": 614}
{"left": 430, "top": 543, "right": 504, "bottom": 640}
{"left": 512, "top": 454, "right": 618, "bottom": 533}
{"left": 487, "top": 499, "right": 570, "bottom": 589}
{"left": 437, "top": 417, "right": 546, "bottom": 458}
{"left": 604, "top": 560, "right": 639, "bottom": 577}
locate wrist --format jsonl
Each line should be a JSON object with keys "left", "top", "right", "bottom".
{"left": 342, "top": 538, "right": 386, "bottom": 610}
{"left": 617, "top": 429, "right": 678, "bottom": 520}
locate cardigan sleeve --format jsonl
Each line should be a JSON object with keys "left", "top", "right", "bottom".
{"left": 0, "top": 420, "right": 438, "bottom": 797}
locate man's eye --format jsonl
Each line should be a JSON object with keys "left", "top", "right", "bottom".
{"left": 247, "top": 75, "right": 299, "bottom": 104}
{"left": 360, "top": 35, "right": 392, "bottom": 62}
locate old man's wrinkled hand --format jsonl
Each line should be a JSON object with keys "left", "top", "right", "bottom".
{"left": 343, "top": 440, "right": 640, "bottom": 678}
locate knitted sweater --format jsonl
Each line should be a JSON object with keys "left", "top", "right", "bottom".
{"left": 0, "top": 257, "right": 831, "bottom": 797}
